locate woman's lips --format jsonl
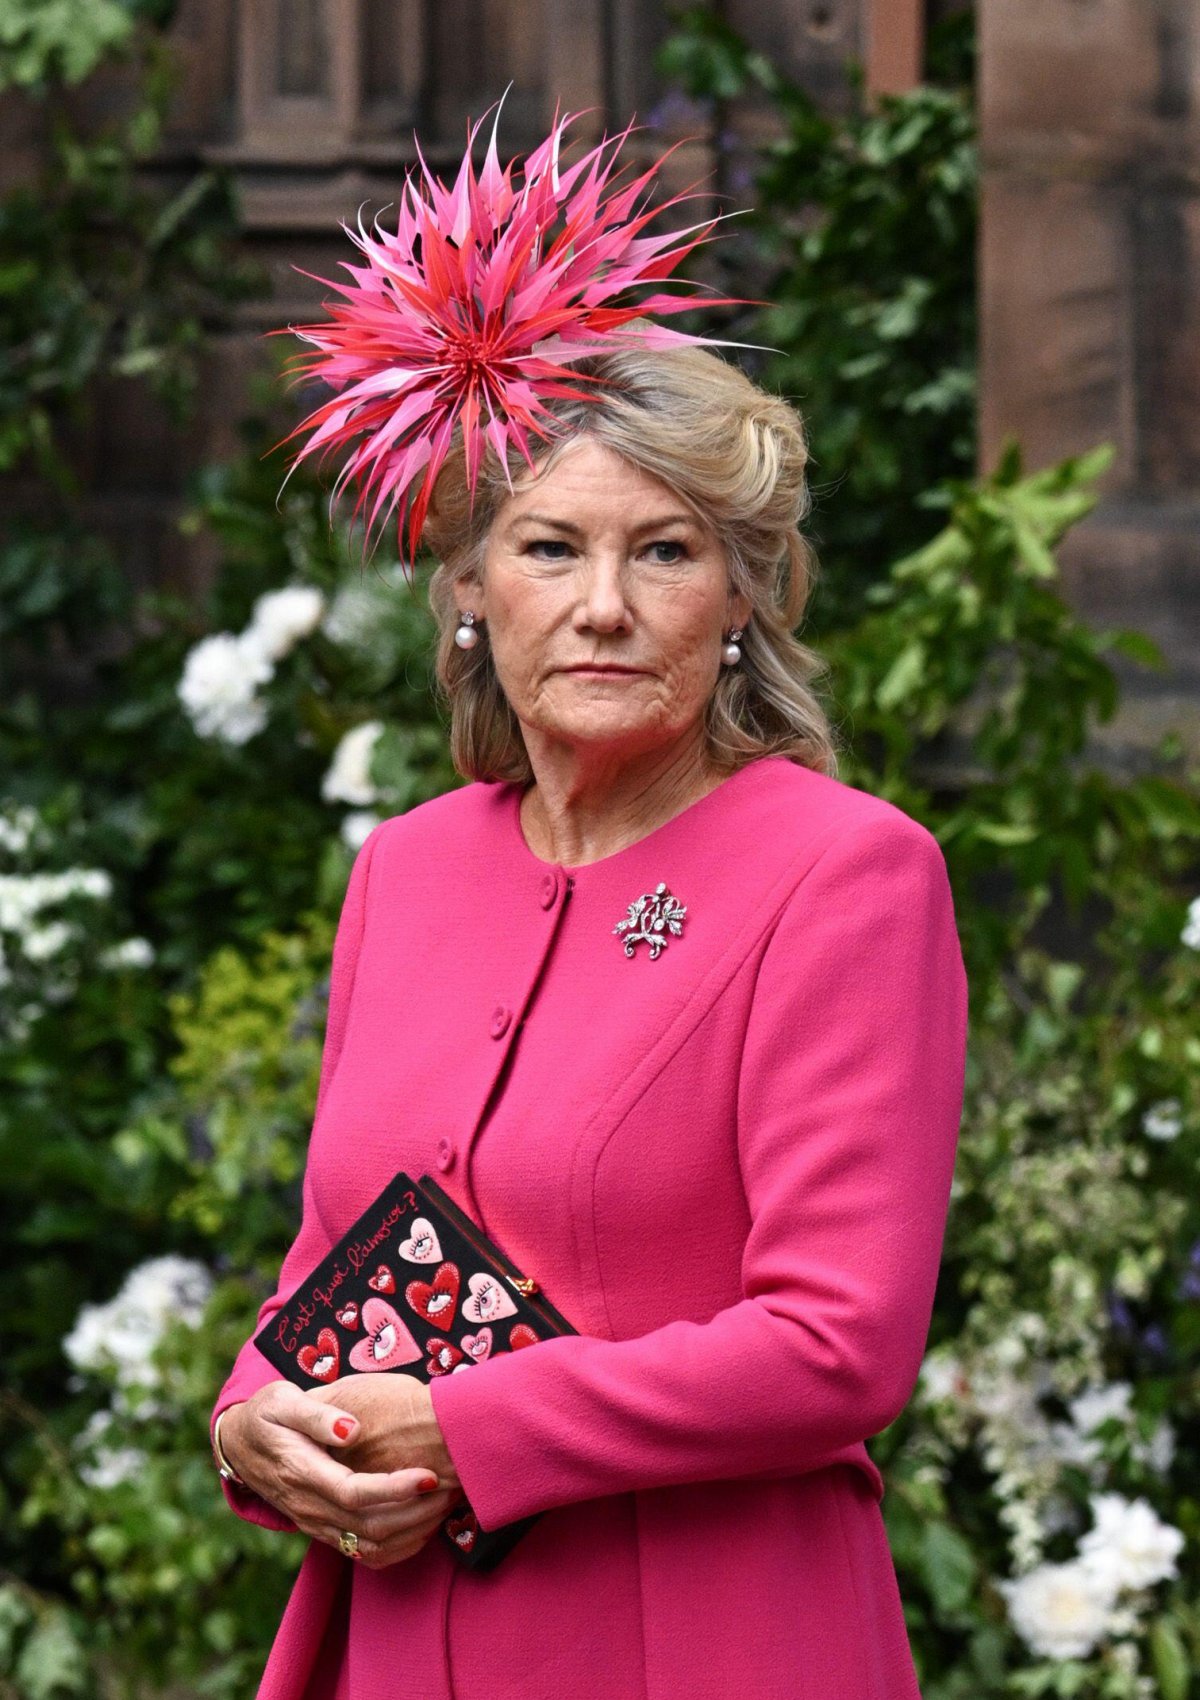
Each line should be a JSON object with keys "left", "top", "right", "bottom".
{"left": 561, "top": 665, "right": 647, "bottom": 675}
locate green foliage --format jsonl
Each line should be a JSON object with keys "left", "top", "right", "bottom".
{"left": 658, "top": 8, "right": 977, "bottom": 618}
{"left": 0, "top": 0, "right": 137, "bottom": 91}
{"left": 0, "top": 24, "right": 257, "bottom": 480}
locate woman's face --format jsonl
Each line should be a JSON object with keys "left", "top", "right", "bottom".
{"left": 457, "top": 437, "right": 752, "bottom": 765}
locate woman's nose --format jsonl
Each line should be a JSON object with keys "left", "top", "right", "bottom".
{"left": 578, "top": 557, "right": 632, "bottom": 632}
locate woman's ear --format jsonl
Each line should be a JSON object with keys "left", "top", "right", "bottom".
{"left": 453, "top": 576, "right": 483, "bottom": 620}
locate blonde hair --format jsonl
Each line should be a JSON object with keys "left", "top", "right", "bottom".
{"left": 422, "top": 342, "right": 841, "bottom": 784}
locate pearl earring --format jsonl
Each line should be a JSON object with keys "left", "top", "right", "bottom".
{"left": 721, "top": 627, "right": 744, "bottom": 666}
{"left": 454, "top": 610, "right": 480, "bottom": 650}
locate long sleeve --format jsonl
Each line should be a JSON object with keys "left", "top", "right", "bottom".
{"left": 429, "top": 814, "right": 969, "bottom": 1531}
{"left": 209, "top": 819, "right": 388, "bottom": 1531}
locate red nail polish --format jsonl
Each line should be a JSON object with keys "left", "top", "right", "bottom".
{"left": 416, "top": 1477, "right": 439, "bottom": 1494}
{"left": 333, "top": 1417, "right": 355, "bottom": 1439}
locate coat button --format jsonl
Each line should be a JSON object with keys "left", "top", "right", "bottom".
{"left": 435, "top": 1137, "right": 457, "bottom": 1173}
{"left": 489, "top": 1005, "right": 512, "bottom": 1039}
{"left": 539, "top": 872, "right": 558, "bottom": 909}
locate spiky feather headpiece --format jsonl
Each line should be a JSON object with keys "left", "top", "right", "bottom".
{"left": 270, "top": 101, "right": 743, "bottom": 570}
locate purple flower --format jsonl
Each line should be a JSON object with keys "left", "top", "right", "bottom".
{"left": 1106, "top": 1292, "right": 1135, "bottom": 1334}
{"left": 644, "top": 91, "right": 714, "bottom": 135}
{"left": 1140, "top": 1323, "right": 1170, "bottom": 1360}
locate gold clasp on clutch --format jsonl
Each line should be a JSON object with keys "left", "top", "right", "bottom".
{"left": 507, "top": 1276, "right": 540, "bottom": 1297}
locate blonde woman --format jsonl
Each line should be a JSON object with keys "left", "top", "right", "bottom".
{"left": 212, "top": 342, "right": 968, "bottom": 1699}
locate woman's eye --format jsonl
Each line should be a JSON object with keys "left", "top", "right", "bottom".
{"left": 645, "top": 540, "right": 686, "bottom": 564}
{"left": 527, "top": 539, "right": 573, "bottom": 559}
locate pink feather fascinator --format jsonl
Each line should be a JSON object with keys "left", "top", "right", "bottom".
{"left": 269, "top": 101, "right": 750, "bottom": 571}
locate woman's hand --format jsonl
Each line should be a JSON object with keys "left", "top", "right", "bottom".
{"left": 306, "top": 1373, "right": 460, "bottom": 1491}
{"left": 219, "top": 1381, "right": 459, "bottom": 1568}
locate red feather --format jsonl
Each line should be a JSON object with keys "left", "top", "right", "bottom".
{"left": 269, "top": 101, "right": 750, "bottom": 572}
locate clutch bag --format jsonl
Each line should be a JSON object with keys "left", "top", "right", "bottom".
{"left": 252, "top": 1169, "right": 575, "bottom": 1570}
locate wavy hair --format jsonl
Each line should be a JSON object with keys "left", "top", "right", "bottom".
{"left": 421, "top": 342, "right": 841, "bottom": 783}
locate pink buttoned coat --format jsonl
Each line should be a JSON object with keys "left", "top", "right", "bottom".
{"left": 211, "top": 753, "right": 969, "bottom": 1700}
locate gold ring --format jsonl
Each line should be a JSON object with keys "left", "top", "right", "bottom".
{"left": 337, "top": 1529, "right": 360, "bottom": 1558}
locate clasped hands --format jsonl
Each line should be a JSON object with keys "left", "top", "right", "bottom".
{"left": 219, "top": 1374, "right": 463, "bottom": 1570}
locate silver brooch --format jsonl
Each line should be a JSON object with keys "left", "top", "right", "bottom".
{"left": 613, "top": 882, "right": 687, "bottom": 959}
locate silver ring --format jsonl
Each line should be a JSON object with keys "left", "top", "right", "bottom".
{"left": 337, "top": 1529, "right": 360, "bottom": 1558}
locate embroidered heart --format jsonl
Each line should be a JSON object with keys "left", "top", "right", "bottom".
{"left": 398, "top": 1217, "right": 443, "bottom": 1264}
{"left": 426, "top": 1337, "right": 466, "bottom": 1376}
{"left": 366, "top": 1264, "right": 395, "bottom": 1294}
{"left": 460, "top": 1328, "right": 493, "bottom": 1363}
{"left": 509, "top": 1324, "right": 540, "bottom": 1351}
{"left": 446, "top": 1510, "right": 478, "bottom": 1552}
{"left": 297, "top": 1327, "right": 340, "bottom": 1383}
{"left": 348, "top": 1298, "right": 421, "bottom": 1372}
{"left": 462, "top": 1272, "right": 517, "bottom": 1324}
{"left": 335, "top": 1302, "right": 360, "bottom": 1330}
{"left": 405, "top": 1262, "right": 461, "bottom": 1329}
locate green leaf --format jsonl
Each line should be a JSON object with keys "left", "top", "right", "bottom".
{"left": 876, "top": 642, "right": 927, "bottom": 709}
{"left": 1150, "top": 1616, "right": 1190, "bottom": 1700}
{"left": 918, "top": 1520, "right": 977, "bottom": 1613}
{"left": 1012, "top": 518, "right": 1058, "bottom": 580}
{"left": 15, "top": 1612, "right": 87, "bottom": 1699}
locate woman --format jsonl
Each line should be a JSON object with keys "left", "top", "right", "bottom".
{"left": 210, "top": 122, "right": 968, "bottom": 1700}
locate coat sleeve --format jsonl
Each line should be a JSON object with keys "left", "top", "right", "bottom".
{"left": 428, "top": 814, "right": 969, "bottom": 1531}
{"left": 208, "top": 819, "right": 388, "bottom": 1532}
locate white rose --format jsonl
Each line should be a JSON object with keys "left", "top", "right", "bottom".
{"left": 998, "top": 1557, "right": 1121, "bottom": 1659}
{"left": 178, "top": 632, "right": 274, "bottom": 744}
{"left": 321, "top": 721, "right": 384, "bottom": 805}
{"left": 1078, "top": 1493, "right": 1185, "bottom": 1591}
{"left": 340, "top": 810, "right": 382, "bottom": 851}
{"left": 243, "top": 585, "right": 327, "bottom": 663}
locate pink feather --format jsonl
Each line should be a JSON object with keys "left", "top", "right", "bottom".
{"left": 268, "top": 101, "right": 749, "bottom": 572}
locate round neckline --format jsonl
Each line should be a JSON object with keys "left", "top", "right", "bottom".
{"left": 506, "top": 756, "right": 786, "bottom": 876}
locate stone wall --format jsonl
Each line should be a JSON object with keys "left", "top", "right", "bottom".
{"left": 979, "top": 0, "right": 1200, "bottom": 764}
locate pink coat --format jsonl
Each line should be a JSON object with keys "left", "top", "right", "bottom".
{"left": 211, "top": 754, "right": 969, "bottom": 1700}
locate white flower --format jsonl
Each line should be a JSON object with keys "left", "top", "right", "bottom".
{"left": 63, "top": 1255, "right": 213, "bottom": 1389}
{"left": 243, "top": 585, "right": 327, "bottom": 664}
{"left": 177, "top": 632, "right": 273, "bottom": 744}
{"left": 73, "top": 1409, "right": 146, "bottom": 1490}
{"left": 321, "top": 721, "right": 384, "bottom": 805}
{"left": 1078, "top": 1493, "right": 1185, "bottom": 1591}
{"left": 73, "top": 869, "right": 113, "bottom": 900}
{"left": 1139, "top": 1419, "right": 1175, "bottom": 1475}
{"left": 322, "top": 564, "right": 407, "bottom": 651}
{"left": 322, "top": 583, "right": 379, "bottom": 648}
{"left": 340, "top": 810, "right": 382, "bottom": 851}
{"left": 998, "top": 1557, "right": 1121, "bottom": 1659}
{"left": 1070, "top": 1381, "right": 1132, "bottom": 1434}
{"left": 1182, "top": 896, "right": 1200, "bottom": 950}
{"left": 917, "top": 1348, "right": 966, "bottom": 1405}
{"left": 99, "top": 936, "right": 155, "bottom": 969}
{"left": 0, "top": 867, "right": 113, "bottom": 934}
{"left": 21, "top": 919, "right": 74, "bottom": 960}
{"left": 1142, "top": 1099, "right": 1183, "bottom": 1141}
{"left": 0, "top": 805, "right": 40, "bottom": 856}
